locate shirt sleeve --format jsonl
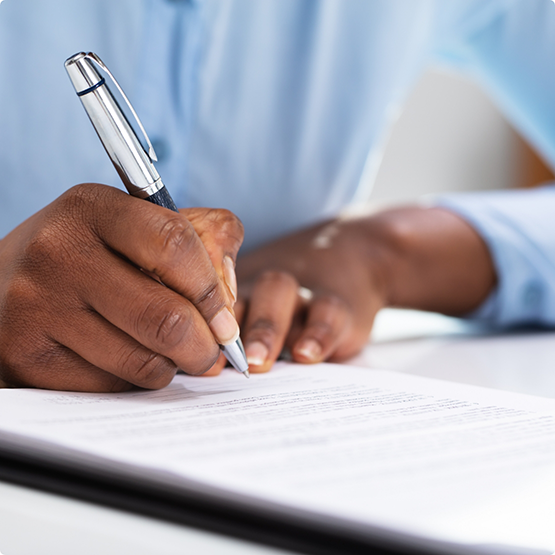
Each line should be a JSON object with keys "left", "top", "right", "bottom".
{"left": 436, "top": 186, "right": 555, "bottom": 327}
{"left": 434, "top": 0, "right": 555, "bottom": 170}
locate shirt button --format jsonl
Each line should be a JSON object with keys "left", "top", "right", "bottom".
{"left": 150, "top": 138, "right": 170, "bottom": 163}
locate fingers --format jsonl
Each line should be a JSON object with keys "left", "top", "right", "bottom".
{"left": 241, "top": 271, "right": 299, "bottom": 373}
{"left": 33, "top": 350, "right": 133, "bottom": 393}
{"left": 80, "top": 247, "right": 222, "bottom": 376}
{"left": 1, "top": 338, "right": 133, "bottom": 393}
{"left": 51, "top": 308, "right": 179, "bottom": 389}
{"left": 183, "top": 208, "right": 244, "bottom": 305}
{"left": 201, "top": 300, "right": 245, "bottom": 376}
{"left": 86, "top": 186, "right": 240, "bottom": 345}
{"left": 239, "top": 273, "right": 356, "bottom": 373}
{"left": 291, "top": 295, "right": 353, "bottom": 363}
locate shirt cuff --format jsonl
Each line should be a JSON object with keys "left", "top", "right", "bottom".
{"left": 433, "top": 185, "right": 555, "bottom": 327}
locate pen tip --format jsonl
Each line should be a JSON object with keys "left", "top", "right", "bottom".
{"left": 244, "top": 369, "right": 250, "bottom": 379}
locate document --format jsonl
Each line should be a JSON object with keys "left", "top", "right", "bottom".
{"left": 1, "top": 363, "right": 555, "bottom": 554}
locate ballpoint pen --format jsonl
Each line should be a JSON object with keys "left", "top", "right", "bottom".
{"left": 64, "top": 52, "right": 249, "bottom": 378}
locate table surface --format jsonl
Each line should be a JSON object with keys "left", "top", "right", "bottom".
{"left": 1, "top": 309, "right": 554, "bottom": 555}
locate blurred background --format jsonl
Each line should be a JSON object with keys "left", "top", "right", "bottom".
{"left": 367, "top": 67, "right": 554, "bottom": 204}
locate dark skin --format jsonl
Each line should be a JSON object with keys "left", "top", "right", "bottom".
{"left": 0, "top": 182, "right": 496, "bottom": 390}
{"left": 205, "top": 206, "right": 496, "bottom": 375}
{"left": 0, "top": 183, "right": 243, "bottom": 391}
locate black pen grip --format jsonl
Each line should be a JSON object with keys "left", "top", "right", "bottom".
{"left": 145, "top": 186, "right": 179, "bottom": 213}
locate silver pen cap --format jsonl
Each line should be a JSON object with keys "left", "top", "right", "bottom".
{"left": 65, "top": 52, "right": 163, "bottom": 199}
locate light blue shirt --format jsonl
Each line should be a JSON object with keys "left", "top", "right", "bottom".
{"left": 1, "top": 0, "right": 555, "bottom": 327}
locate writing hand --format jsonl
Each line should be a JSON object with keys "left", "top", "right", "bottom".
{"left": 0, "top": 184, "right": 243, "bottom": 391}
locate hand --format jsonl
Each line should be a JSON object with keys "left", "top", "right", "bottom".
{"left": 0, "top": 184, "right": 244, "bottom": 391}
{"left": 236, "top": 219, "right": 389, "bottom": 372}
{"left": 204, "top": 206, "right": 496, "bottom": 375}
{"left": 204, "top": 217, "right": 390, "bottom": 375}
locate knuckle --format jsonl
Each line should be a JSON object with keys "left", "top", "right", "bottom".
{"left": 57, "top": 184, "right": 109, "bottom": 226}
{"left": 257, "top": 270, "right": 298, "bottom": 290}
{"left": 117, "top": 346, "right": 175, "bottom": 389}
{"left": 108, "top": 378, "right": 134, "bottom": 393}
{"left": 32, "top": 340, "right": 67, "bottom": 369}
{"left": 154, "top": 216, "right": 227, "bottom": 319}
{"left": 60, "top": 183, "right": 101, "bottom": 205}
{"left": 211, "top": 208, "right": 245, "bottom": 244}
{"left": 154, "top": 310, "right": 191, "bottom": 350}
{"left": 1, "top": 337, "right": 61, "bottom": 387}
{"left": 0, "top": 280, "right": 59, "bottom": 385}
{"left": 154, "top": 217, "right": 197, "bottom": 268}
{"left": 61, "top": 183, "right": 139, "bottom": 241}
{"left": 1, "top": 278, "right": 41, "bottom": 321}
{"left": 23, "top": 224, "right": 73, "bottom": 269}
{"left": 307, "top": 320, "right": 334, "bottom": 338}
{"left": 24, "top": 187, "right": 111, "bottom": 268}
{"left": 248, "top": 317, "right": 280, "bottom": 338}
{"left": 137, "top": 299, "right": 193, "bottom": 352}
{"left": 319, "top": 293, "right": 349, "bottom": 311}
{"left": 191, "top": 279, "right": 224, "bottom": 320}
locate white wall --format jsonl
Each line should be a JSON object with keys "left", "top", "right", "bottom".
{"left": 368, "top": 68, "right": 518, "bottom": 205}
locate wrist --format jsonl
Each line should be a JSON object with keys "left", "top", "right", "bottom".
{"left": 339, "top": 215, "right": 398, "bottom": 311}
{"left": 346, "top": 206, "right": 496, "bottom": 315}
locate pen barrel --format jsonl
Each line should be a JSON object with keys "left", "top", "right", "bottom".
{"left": 65, "top": 54, "right": 162, "bottom": 198}
{"left": 145, "top": 186, "right": 179, "bottom": 213}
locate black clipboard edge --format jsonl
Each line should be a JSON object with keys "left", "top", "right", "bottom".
{"left": 0, "top": 436, "right": 482, "bottom": 555}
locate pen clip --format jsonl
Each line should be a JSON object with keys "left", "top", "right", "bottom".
{"left": 84, "top": 52, "right": 158, "bottom": 162}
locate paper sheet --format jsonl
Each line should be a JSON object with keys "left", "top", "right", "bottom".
{"left": 2, "top": 363, "right": 555, "bottom": 553}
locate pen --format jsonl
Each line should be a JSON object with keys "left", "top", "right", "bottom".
{"left": 64, "top": 52, "right": 249, "bottom": 378}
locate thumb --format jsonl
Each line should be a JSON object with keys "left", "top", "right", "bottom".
{"left": 180, "top": 207, "right": 244, "bottom": 305}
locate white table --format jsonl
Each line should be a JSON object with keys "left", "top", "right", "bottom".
{"left": 1, "top": 309, "right": 554, "bottom": 555}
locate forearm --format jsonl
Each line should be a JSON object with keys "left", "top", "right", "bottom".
{"left": 349, "top": 206, "right": 497, "bottom": 316}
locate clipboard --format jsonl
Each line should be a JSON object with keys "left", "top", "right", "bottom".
{"left": 0, "top": 435, "right": 481, "bottom": 555}
{"left": 1, "top": 365, "right": 554, "bottom": 555}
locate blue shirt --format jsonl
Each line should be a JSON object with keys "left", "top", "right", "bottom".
{"left": 1, "top": 0, "right": 555, "bottom": 327}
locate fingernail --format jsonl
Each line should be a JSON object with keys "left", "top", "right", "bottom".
{"left": 223, "top": 256, "right": 238, "bottom": 303}
{"left": 245, "top": 341, "right": 269, "bottom": 367}
{"left": 295, "top": 339, "right": 322, "bottom": 362}
{"left": 210, "top": 308, "right": 240, "bottom": 345}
